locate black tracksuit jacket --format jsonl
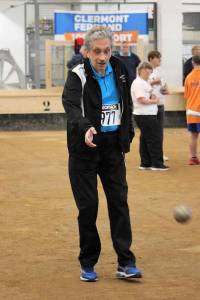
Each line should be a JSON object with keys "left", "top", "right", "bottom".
{"left": 62, "top": 56, "right": 134, "bottom": 154}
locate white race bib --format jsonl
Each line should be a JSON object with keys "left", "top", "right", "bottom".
{"left": 101, "top": 103, "right": 121, "bottom": 127}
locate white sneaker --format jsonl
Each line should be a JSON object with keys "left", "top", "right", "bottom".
{"left": 151, "top": 165, "right": 169, "bottom": 171}
{"left": 139, "top": 166, "right": 151, "bottom": 170}
{"left": 163, "top": 155, "right": 169, "bottom": 161}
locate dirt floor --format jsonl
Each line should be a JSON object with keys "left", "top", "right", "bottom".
{"left": 0, "top": 128, "right": 200, "bottom": 300}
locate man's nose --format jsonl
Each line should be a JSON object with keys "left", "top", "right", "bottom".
{"left": 99, "top": 52, "right": 106, "bottom": 60}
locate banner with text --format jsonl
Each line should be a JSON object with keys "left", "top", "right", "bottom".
{"left": 54, "top": 11, "right": 149, "bottom": 44}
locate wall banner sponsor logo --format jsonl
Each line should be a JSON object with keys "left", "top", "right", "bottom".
{"left": 54, "top": 11, "right": 148, "bottom": 43}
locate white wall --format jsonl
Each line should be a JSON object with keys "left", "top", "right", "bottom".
{"left": 157, "top": 0, "right": 183, "bottom": 86}
{"left": 0, "top": 1, "right": 25, "bottom": 72}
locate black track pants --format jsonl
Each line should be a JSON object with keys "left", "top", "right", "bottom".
{"left": 68, "top": 132, "right": 136, "bottom": 268}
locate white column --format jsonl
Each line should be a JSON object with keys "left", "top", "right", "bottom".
{"left": 0, "top": 1, "right": 25, "bottom": 72}
{"left": 157, "top": 0, "right": 183, "bottom": 87}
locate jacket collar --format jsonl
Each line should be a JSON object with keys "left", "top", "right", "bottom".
{"left": 90, "top": 61, "right": 112, "bottom": 78}
{"left": 84, "top": 56, "right": 122, "bottom": 78}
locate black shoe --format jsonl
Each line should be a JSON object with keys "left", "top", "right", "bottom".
{"left": 150, "top": 165, "right": 169, "bottom": 171}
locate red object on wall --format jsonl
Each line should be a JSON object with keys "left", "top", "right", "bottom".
{"left": 74, "top": 37, "right": 84, "bottom": 54}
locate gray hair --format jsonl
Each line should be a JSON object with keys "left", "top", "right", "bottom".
{"left": 137, "top": 62, "right": 153, "bottom": 74}
{"left": 84, "top": 26, "right": 113, "bottom": 50}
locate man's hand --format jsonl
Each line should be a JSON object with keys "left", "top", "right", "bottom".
{"left": 149, "top": 94, "right": 159, "bottom": 104}
{"left": 85, "top": 127, "right": 97, "bottom": 147}
{"left": 151, "top": 78, "right": 161, "bottom": 85}
{"left": 150, "top": 94, "right": 157, "bottom": 100}
{"left": 160, "top": 84, "right": 169, "bottom": 95}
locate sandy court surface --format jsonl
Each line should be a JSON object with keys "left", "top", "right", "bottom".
{"left": 0, "top": 129, "right": 200, "bottom": 300}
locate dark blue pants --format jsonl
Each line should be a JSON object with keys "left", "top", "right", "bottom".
{"left": 68, "top": 132, "right": 136, "bottom": 268}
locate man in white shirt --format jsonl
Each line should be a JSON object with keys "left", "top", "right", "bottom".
{"left": 148, "top": 51, "right": 169, "bottom": 161}
{"left": 131, "top": 62, "right": 169, "bottom": 171}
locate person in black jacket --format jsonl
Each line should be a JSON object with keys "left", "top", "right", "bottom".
{"left": 116, "top": 41, "right": 141, "bottom": 86}
{"left": 183, "top": 45, "right": 200, "bottom": 83}
{"left": 62, "top": 26, "right": 142, "bottom": 282}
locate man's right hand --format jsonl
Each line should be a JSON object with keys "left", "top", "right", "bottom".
{"left": 151, "top": 78, "right": 161, "bottom": 85}
{"left": 85, "top": 127, "right": 97, "bottom": 147}
{"left": 149, "top": 94, "right": 159, "bottom": 104}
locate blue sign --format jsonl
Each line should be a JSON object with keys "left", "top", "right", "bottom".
{"left": 54, "top": 12, "right": 148, "bottom": 35}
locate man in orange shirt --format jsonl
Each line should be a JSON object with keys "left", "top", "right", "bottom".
{"left": 184, "top": 55, "right": 200, "bottom": 165}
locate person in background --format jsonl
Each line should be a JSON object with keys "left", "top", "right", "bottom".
{"left": 183, "top": 45, "right": 200, "bottom": 83}
{"left": 184, "top": 55, "right": 200, "bottom": 165}
{"left": 74, "top": 36, "right": 84, "bottom": 54}
{"left": 116, "top": 41, "right": 140, "bottom": 86}
{"left": 67, "top": 45, "right": 88, "bottom": 69}
{"left": 148, "top": 50, "right": 169, "bottom": 162}
{"left": 131, "top": 62, "right": 169, "bottom": 171}
{"left": 62, "top": 26, "right": 142, "bottom": 282}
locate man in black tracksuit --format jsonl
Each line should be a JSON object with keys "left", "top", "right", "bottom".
{"left": 62, "top": 26, "right": 142, "bottom": 282}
